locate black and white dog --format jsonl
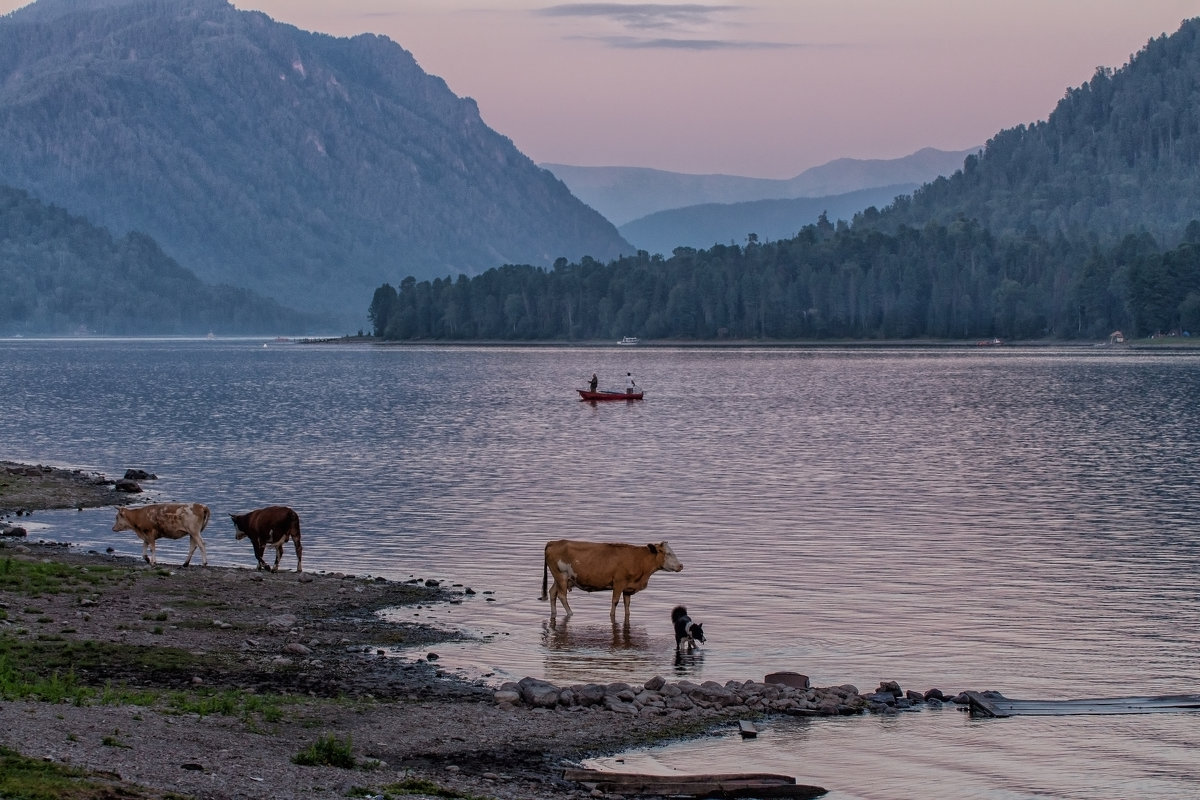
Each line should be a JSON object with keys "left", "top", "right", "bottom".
{"left": 671, "top": 605, "right": 705, "bottom": 651}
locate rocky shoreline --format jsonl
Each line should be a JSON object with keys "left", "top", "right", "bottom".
{"left": 498, "top": 675, "right": 966, "bottom": 718}
{"left": 1, "top": 460, "right": 974, "bottom": 799}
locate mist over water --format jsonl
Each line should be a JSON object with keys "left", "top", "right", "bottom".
{"left": 3, "top": 339, "right": 1199, "bottom": 798}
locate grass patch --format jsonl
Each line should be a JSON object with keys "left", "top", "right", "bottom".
{"left": 292, "top": 733, "right": 355, "bottom": 768}
{"left": 0, "top": 744, "right": 167, "bottom": 800}
{"left": 100, "top": 730, "right": 130, "bottom": 748}
{"left": 0, "top": 651, "right": 89, "bottom": 704}
{"left": 166, "top": 687, "right": 290, "bottom": 722}
{"left": 0, "top": 634, "right": 221, "bottom": 680}
{"left": 0, "top": 641, "right": 292, "bottom": 723}
{"left": 0, "top": 557, "right": 118, "bottom": 596}
{"left": 370, "top": 777, "right": 487, "bottom": 798}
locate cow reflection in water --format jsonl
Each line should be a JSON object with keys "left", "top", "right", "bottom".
{"left": 541, "top": 618, "right": 647, "bottom": 652}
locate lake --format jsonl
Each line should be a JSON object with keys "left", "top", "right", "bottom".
{"left": 2, "top": 338, "right": 1199, "bottom": 799}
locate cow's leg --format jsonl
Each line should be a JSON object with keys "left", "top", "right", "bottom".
{"left": 193, "top": 533, "right": 208, "bottom": 567}
{"left": 622, "top": 592, "right": 632, "bottom": 624}
{"left": 609, "top": 588, "right": 621, "bottom": 621}
{"left": 181, "top": 534, "right": 196, "bottom": 567}
{"left": 147, "top": 538, "right": 157, "bottom": 566}
{"left": 293, "top": 539, "right": 303, "bottom": 573}
{"left": 272, "top": 542, "right": 283, "bottom": 572}
{"left": 550, "top": 578, "right": 572, "bottom": 619}
{"left": 141, "top": 536, "right": 151, "bottom": 564}
{"left": 252, "top": 539, "right": 269, "bottom": 571}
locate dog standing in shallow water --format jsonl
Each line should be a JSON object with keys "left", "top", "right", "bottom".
{"left": 672, "top": 605, "right": 705, "bottom": 651}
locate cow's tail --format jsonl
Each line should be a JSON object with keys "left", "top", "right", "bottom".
{"left": 197, "top": 504, "right": 211, "bottom": 532}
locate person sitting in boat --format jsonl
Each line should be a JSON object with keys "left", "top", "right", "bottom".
{"left": 626, "top": 372, "right": 637, "bottom": 394}
{"left": 589, "top": 373, "right": 599, "bottom": 393}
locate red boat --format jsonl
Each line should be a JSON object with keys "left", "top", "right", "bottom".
{"left": 578, "top": 389, "right": 644, "bottom": 401}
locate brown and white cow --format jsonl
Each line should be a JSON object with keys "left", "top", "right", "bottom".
{"left": 112, "top": 502, "right": 210, "bottom": 567}
{"left": 541, "top": 539, "right": 683, "bottom": 623}
{"left": 229, "top": 505, "right": 303, "bottom": 573}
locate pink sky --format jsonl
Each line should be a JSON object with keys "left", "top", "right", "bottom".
{"left": 6, "top": 1, "right": 1200, "bottom": 177}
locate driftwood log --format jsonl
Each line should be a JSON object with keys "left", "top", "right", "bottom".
{"left": 561, "top": 768, "right": 826, "bottom": 798}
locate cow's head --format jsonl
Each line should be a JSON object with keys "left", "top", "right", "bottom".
{"left": 651, "top": 541, "right": 683, "bottom": 572}
{"left": 112, "top": 507, "right": 132, "bottom": 532}
{"left": 229, "top": 512, "right": 249, "bottom": 539}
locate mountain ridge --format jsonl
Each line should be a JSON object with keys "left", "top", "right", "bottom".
{"left": 872, "top": 18, "right": 1200, "bottom": 244}
{"left": 543, "top": 147, "right": 977, "bottom": 226}
{"left": 618, "top": 183, "right": 917, "bottom": 255}
{"left": 0, "top": 0, "right": 632, "bottom": 326}
{"left": 0, "top": 183, "right": 324, "bottom": 335}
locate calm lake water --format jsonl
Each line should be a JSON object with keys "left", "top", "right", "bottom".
{"left": 2, "top": 338, "right": 1199, "bottom": 799}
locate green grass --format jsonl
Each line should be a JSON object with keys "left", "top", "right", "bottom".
{"left": 355, "top": 777, "right": 489, "bottom": 799}
{"left": 0, "top": 557, "right": 118, "bottom": 597}
{"left": 0, "top": 644, "right": 293, "bottom": 724}
{"left": 292, "top": 733, "right": 356, "bottom": 768}
{"left": 100, "top": 730, "right": 130, "bottom": 749}
{"left": 0, "top": 745, "right": 176, "bottom": 799}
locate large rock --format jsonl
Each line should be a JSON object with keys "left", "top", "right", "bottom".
{"left": 517, "top": 677, "right": 560, "bottom": 708}
{"left": 765, "top": 671, "right": 810, "bottom": 689}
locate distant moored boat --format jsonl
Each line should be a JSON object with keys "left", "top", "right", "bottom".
{"left": 618, "top": 336, "right": 639, "bottom": 345}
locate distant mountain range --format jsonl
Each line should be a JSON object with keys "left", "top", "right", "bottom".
{"left": 617, "top": 183, "right": 916, "bottom": 255}
{"left": 543, "top": 147, "right": 977, "bottom": 226}
{"left": 372, "top": 17, "right": 1200, "bottom": 343}
{"left": 0, "top": 0, "right": 631, "bottom": 327}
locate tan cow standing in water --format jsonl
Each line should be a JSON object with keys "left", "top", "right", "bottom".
{"left": 112, "top": 502, "right": 210, "bottom": 567}
{"left": 541, "top": 539, "right": 683, "bottom": 623}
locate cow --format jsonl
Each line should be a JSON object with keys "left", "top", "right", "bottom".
{"left": 541, "top": 539, "right": 683, "bottom": 623}
{"left": 112, "top": 502, "right": 210, "bottom": 567}
{"left": 229, "top": 505, "right": 303, "bottom": 573}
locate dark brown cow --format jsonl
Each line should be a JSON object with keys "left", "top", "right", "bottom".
{"left": 229, "top": 506, "right": 303, "bottom": 572}
{"left": 541, "top": 539, "right": 683, "bottom": 623}
{"left": 112, "top": 503, "right": 210, "bottom": 567}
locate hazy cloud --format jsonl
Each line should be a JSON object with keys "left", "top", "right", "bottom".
{"left": 536, "top": 3, "right": 742, "bottom": 30}
{"left": 580, "top": 34, "right": 798, "bottom": 50}
{"left": 535, "top": 3, "right": 800, "bottom": 50}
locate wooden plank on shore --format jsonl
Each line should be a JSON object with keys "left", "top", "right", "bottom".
{"left": 967, "top": 691, "right": 1200, "bottom": 718}
{"left": 964, "top": 691, "right": 1005, "bottom": 717}
{"left": 561, "top": 768, "right": 827, "bottom": 798}
{"left": 739, "top": 720, "right": 758, "bottom": 737}
{"left": 563, "top": 769, "right": 796, "bottom": 785}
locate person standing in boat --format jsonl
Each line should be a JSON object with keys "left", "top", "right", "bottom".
{"left": 625, "top": 372, "right": 637, "bottom": 394}
{"left": 589, "top": 373, "right": 599, "bottom": 393}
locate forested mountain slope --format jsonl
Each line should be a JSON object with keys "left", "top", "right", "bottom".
{"left": 0, "top": 185, "right": 321, "bottom": 335}
{"left": 0, "top": 0, "right": 631, "bottom": 325}
{"left": 877, "top": 18, "right": 1200, "bottom": 244}
{"left": 369, "top": 218, "right": 1200, "bottom": 343}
